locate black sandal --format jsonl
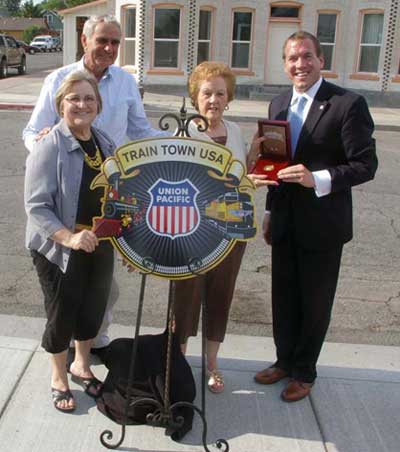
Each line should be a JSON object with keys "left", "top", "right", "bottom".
{"left": 51, "top": 388, "right": 75, "bottom": 412}
{"left": 70, "top": 373, "right": 103, "bottom": 398}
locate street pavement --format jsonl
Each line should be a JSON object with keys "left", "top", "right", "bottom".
{"left": 0, "top": 69, "right": 399, "bottom": 451}
{"left": 0, "top": 68, "right": 400, "bottom": 130}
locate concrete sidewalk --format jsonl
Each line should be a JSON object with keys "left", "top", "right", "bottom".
{"left": 0, "top": 69, "right": 400, "bottom": 130}
{"left": 0, "top": 314, "right": 399, "bottom": 452}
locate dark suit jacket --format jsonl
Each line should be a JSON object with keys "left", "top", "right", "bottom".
{"left": 266, "top": 80, "right": 378, "bottom": 249}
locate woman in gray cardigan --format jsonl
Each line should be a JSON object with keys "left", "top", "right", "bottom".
{"left": 24, "top": 70, "right": 116, "bottom": 412}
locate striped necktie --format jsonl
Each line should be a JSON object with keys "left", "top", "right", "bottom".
{"left": 289, "top": 96, "right": 307, "bottom": 156}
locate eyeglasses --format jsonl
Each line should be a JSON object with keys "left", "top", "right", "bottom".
{"left": 64, "top": 95, "right": 97, "bottom": 106}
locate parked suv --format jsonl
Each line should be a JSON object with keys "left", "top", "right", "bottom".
{"left": 0, "top": 34, "right": 26, "bottom": 78}
{"left": 30, "top": 36, "right": 53, "bottom": 52}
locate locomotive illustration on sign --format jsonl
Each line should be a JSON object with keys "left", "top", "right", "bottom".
{"left": 91, "top": 137, "right": 257, "bottom": 279}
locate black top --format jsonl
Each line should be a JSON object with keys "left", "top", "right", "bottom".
{"left": 75, "top": 133, "right": 105, "bottom": 228}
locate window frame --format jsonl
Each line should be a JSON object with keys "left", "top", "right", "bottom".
{"left": 5, "top": 36, "right": 17, "bottom": 48}
{"left": 316, "top": 10, "right": 339, "bottom": 75}
{"left": 197, "top": 6, "right": 215, "bottom": 65}
{"left": 121, "top": 4, "right": 137, "bottom": 68}
{"left": 45, "top": 14, "right": 54, "bottom": 25}
{"left": 151, "top": 3, "right": 183, "bottom": 71}
{"left": 356, "top": 9, "right": 384, "bottom": 74}
{"left": 269, "top": 1, "right": 302, "bottom": 23}
{"left": 230, "top": 8, "right": 255, "bottom": 72}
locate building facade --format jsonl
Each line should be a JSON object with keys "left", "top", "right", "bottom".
{"left": 60, "top": 0, "right": 400, "bottom": 101}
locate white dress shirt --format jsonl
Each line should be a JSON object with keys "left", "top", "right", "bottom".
{"left": 289, "top": 77, "right": 332, "bottom": 198}
{"left": 23, "top": 59, "right": 167, "bottom": 152}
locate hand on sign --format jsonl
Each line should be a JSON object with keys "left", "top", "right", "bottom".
{"left": 34, "top": 127, "right": 52, "bottom": 142}
{"left": 122, "top": 257, "right": 136, "bottom": 273}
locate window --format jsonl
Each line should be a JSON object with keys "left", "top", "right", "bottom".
{"left": 5, "top": 36, "right": 16, "bottom": 48}
{"left": 197, "top": 9, "right": 212, "bottom": 64}
{"left": 231, "top": 11, "right": 252, "bottom": 69}
{"left": 317, "top": 13, "right": 337, "bottom": 71}
{"left": 270, "top": 7, "right": 300, "bottom": 18}
{"left": 123, "top": 7, "right": 136, "bottom": 66}
{"left": 153, "top": 7, "right": 180, "bottom": 68}
{"left": 358, "top": 13, "right": 384, "bottom": 73}
{"left": 45, "top": 14, "right": 53, "bottom": 25}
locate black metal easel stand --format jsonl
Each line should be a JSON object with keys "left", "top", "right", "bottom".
{"left": 99, "top": 257, "right": 229, "bottom": 451}
{"left": 100, "top": 100, "right": 228, "bottom": 450}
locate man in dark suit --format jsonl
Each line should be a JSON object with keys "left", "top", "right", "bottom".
{"left": 254, "top": 31, "right": 378, "bottom": 402}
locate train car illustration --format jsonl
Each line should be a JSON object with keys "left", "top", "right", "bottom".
{"left": 94, "top": 187, "right": 144, "bottom": 238}
{"left": 93, "top": 158, "right": 144, "bottom": 238}
{"left": 104, "top": 188, "right": 140, "bottom": 222}
{"left": 203, "top": 191, "right": 256, "bottom": 239}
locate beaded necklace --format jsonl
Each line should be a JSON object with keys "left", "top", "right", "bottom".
{"left": 81, "top": 135, "right": 102, "bottom": 170}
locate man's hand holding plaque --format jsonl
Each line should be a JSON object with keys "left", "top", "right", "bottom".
{"left": 250, "top": 120, "right": 292, "bottom": 182}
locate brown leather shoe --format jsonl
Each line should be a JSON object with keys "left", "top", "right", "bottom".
{"left": 281, "top": 379, "right": 313, "bottom": 402}
{"left": 254, "top": 366, "right": 288, "bottom": 385}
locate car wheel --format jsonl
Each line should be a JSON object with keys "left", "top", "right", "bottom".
{"left": 0, "top": 59, "right": 7, "bottom": 78}
{"left": 29, "top": 49, "right": 34, "bottom": 54}
{"left": 18, "top": 56, "right": 26, "bottom": 75}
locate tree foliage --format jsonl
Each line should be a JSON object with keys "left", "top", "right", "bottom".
{"left": 40, "top": 0, "right": 67, "bottom": 11}
{"left": 65, "top": 0, "right": 93, "bottom": 8}
{"left": 23, "top": 25, "right": 46, "bottom": 44}
{"left": 20, "top": 0, "right": 43, "bottom": 17}
{"left": 6, "top": 0, "right": 22, "bottom": 15}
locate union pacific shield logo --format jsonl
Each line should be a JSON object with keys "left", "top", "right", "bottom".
{"left": 147, "top": 178, "right": 200, "bottom": 239}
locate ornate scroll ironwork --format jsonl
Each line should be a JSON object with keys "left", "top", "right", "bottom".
{"left": 158, "top": 97, "right": 208, "bottom": 137}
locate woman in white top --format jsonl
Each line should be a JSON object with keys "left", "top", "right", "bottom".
{"left": 173, "top": 61, "right": 275, "bottom": 393}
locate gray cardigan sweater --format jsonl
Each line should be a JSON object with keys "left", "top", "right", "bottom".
{"left": 24, "top": 119, "right": 116, "bottom": 272}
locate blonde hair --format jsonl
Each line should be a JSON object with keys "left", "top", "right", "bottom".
{"left": 188, "top": 61, "right": 236, "bottom": 110}
{"left": 55, "top": 70, "right": 102, "bottom": 116}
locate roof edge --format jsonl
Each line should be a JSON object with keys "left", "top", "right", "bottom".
{"left": 59, "top": 0, "right": 107, "bottom": 16}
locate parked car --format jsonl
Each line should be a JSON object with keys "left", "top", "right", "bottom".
{"left": 0, "top": 34, "right": 26, "bottom": 78}
{"left": 29, "top": 36, "right": 53, "bottom": 52}
{"left": 51, "top": 37, "right": 62, "bottom": 51}
{"left": 16, "top": 40, "right": 41, "bottom": 54}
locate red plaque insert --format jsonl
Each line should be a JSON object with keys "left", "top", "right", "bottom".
{"left": 251, "top": 120, "right": 292, "bottom": 181}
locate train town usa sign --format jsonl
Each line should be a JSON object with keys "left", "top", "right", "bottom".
{"left": 91, "top": 137, "right": 257, "bottom": 279}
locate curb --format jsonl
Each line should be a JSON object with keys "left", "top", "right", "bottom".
{"left": 0, "top": 103, "right": 34, "bottom": 111}
{"left": 2, "top": 103, "right": 399, "bottom": 132}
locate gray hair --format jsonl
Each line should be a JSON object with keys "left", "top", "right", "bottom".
{"left": 55, "top": 70, "right": 103, "bottom": 116}
{"left": 83, "top": 15, "right": 121, "bottom": 39}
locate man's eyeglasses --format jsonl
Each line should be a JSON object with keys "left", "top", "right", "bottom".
{"left": 64, "top": 95, "right": 97, "bottom": 106}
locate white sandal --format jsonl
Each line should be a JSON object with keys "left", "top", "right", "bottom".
{"left": 207, "top": 369, "right": 224, "bottom": 393}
